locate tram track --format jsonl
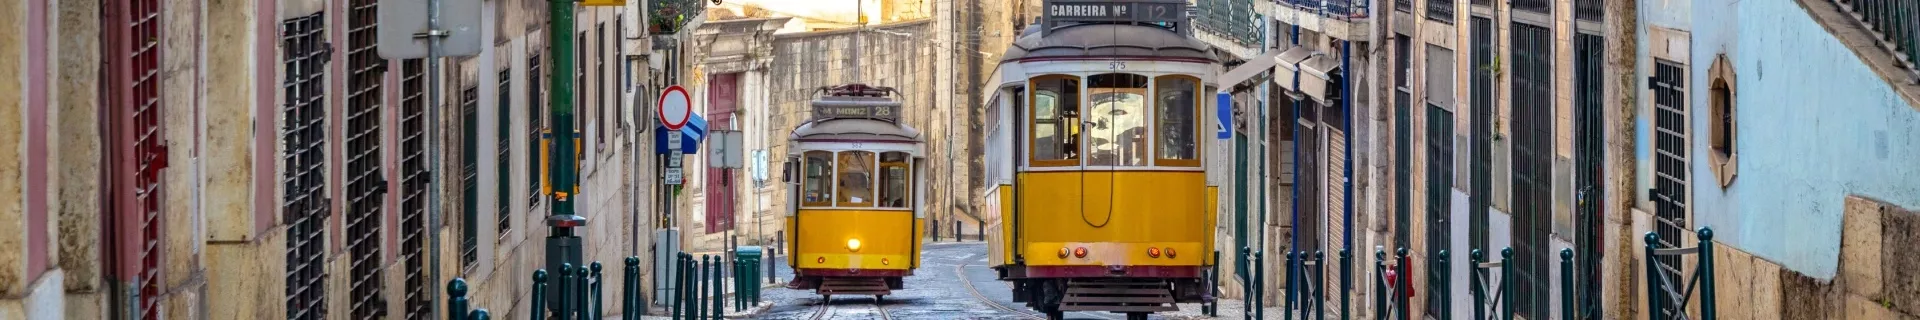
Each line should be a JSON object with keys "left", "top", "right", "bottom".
{"left": 955, "top": 263, "right": 1048, "bottom": 320}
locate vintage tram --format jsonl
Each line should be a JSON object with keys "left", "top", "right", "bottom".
{"left": 783, "top": 84, "right": 927, "bottom": 299}
{"left": 979, "top": 1, "right": 1220, "bottom": 319}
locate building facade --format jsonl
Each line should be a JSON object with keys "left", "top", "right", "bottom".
{"left": 0, "top": 0, "right": 653, "bottom": 318}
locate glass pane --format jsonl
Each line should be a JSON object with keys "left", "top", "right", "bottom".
{"left": 878, "top": 152, "right": 912, "bottom": 208}
{"left": 1155, "top": 76, "right": 1198, "bottom": 162}
{"left": 1088, "top": 73, "right": 1149, "bottom": 166}
{"left": 803, "top": 151, "right": 834, "bottom": 207}
{"left": 837, "top": 151, "right": 876, "bottom": 207}
{"left": 1031, "top": 76, "right": 1080, "bottom": 164}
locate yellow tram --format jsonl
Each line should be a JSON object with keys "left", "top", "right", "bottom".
{"left": 783, "top": 84, "right": 926, "bottom": 299}
{"left": 980, "top": 1, "right": 1219, "bottom": 319}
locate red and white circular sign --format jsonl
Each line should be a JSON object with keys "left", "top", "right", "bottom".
{"left": 657, "top": 85, "right": 692, "bottom": 130}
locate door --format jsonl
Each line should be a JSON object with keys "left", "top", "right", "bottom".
{"left": 104, "top": 0, "right": 167, "bottom": 318}
{"left": 1649, "top": 60, "right": 1690, "bottom": 319}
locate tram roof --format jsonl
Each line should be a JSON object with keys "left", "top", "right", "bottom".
{"left": 790, "top": 118, "right": 923, "bottom": 143}
{"left": 1001, "top": 23, "right": 1216, "bottom": 62}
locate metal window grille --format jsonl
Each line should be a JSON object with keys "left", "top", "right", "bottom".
{"left": 1468, "top": 17, "right": 1493, "bottom": 255}
{"left": 1424, "top": 105, "right": 1455, "bottom": 316}
{"left": 1650, "top": 60, "right": 1690, "bottom": 320}
{"left": 1508, "top": 22, "right": 1554, "bottom": 320}
{"left": 1514, "top": 0, "right": 1550, "bottom": 14}
{"left": 1573, "top": 33, "right": 1608, "bottom": 320}
{"left": 499, "top": 70, "right": 513, "bottom": 235}
{"left": 1393, "top": 35, "right": 1412, "bottom": 249}
{"left": 345, "top": 0, "right": 389, "bottom": 317}
{"left": 103, "top": 0, "right": 167, "bottom": 317}
{"left": 597, "top": 23, "right": 607, "bottom": 146}
{"left": 399, "top": 58, "right": 431, "bottom": 320}
{"left": 1197, "top": 0, "right": 1260, "bottom": 44}
{"left": 280, "top": 13, "right": 330, "bottom": 320}
{"left": 461, "top": 86, "right": 481, "bottom": 269}
{"left": 528, "top": 55, "right": 543, "bottom": 208}
{"left": 615, "top": 16, "right": 626, "bottom": 131}
{"left": 1575, "top": 0, "right": 1604, "bottom": 22}
{"left": 1427, "top": 0, "right": 1454, "bottom": 23}
{"left": 1296, "top": 107, "right": 1323, "bottom": 253}
{"left": 1395, "top": 36, "right": 1412, "bottom": 89}
{"left": 1831, "top": 0, "right": 1920, "bottom": 78}
{"left": 1235, "top": 134, "right": 1251, "bottom": 281}
{"left": 1397, "top": 0, "right": 1413, "bottom": 12}
{"left": 1324, "top": 114, "right": 1347, "bottom": 256}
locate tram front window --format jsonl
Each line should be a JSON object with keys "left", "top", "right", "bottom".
{"left": 1031, "top": 75, "right": 1080, "bottom": 166}
{"left": 1088, "top": 73, "right": 1149, "bottom": 166}
{"left": 878, "top": 152, "right": 911, "bottom": 208}
{"left": 837, "top": 151, "right": 876, "bottom": 207}
{"left": 1155, "top": 75, "right": 1200, "bottom": 166}
{"left": 803, "top": 151, "right": 834, "bottom": 207}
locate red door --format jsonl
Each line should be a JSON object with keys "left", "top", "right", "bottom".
{"left": 103, "top": 0, "right": 166, "bottom": 318}
{"left": 705, "top": 73, "right": 739, "bottom": 233}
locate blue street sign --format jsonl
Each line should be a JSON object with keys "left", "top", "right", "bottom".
{"left": 1216, "top": 92, "right": 1233, "bottom": 139}
{"left": 655, "top": 114, "right": 709, "bottom": 154}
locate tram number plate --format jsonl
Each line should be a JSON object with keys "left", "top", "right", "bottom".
{"left": 1109, "top": 61, "right": 1127, "bottom": 70}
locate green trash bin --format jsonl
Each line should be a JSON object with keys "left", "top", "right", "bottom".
{"left": 735, "top": 246, "right": 764, "bottom": 307}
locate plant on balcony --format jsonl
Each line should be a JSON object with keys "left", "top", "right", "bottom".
{"left": 650, "top": 6, "right": 684, "bottom": 34}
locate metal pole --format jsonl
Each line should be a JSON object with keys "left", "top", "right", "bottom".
{"left": 425, "top": 0, "right": 445, "bottom": 316}
{"left": 545, "top": 0, "right": 586, "bottom": 308}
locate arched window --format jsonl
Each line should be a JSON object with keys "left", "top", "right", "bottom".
{"left": 837, "top": 151, "right": 876, "bottom": 207}
{"left": 802, "top": 151, "right": 835, "bottom": 207}
{"left": 1155, "top": 75, "right": 1201, "bottom": 166}
{"left": 878, "top": 152, "right": 912, "bottom": 208}
{"left": 1030, "top": 75, "right": 1081, "bottom": 166}
{"left": 1087, "top": 73, "right": 1150, "bottom": 166}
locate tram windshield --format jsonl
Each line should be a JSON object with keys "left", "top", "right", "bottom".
{"left": 878, "top": 152, "right": 912, "bottom": 208}
{"left": 1155, "top": 76, "right": 1199, "bottom": 166}
{"left": 803, "top": 151, "right": 835, "bottom": 207}
{"left": 836, "top": 151, "right": 876, "bottom": 207}
{"left": 1031, "top": 76, "right": 1081, "bottom": 166}
{"left": 1087, "top": 74, "right": 1149, "bottom": 166}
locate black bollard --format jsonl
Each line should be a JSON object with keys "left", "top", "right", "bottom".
{"left": 625, "top": 257, "right": 641, "bottom": 319}
{"left": 712, "top": 255, "right": 724, "bottom": 319}
{"left": 469, "top": 309, "right": 490, "bottom": 320}
{"left": 590, "top": 262, "right": 604, "bottom": 320}
{"left": 557, "top": 264, "right": 574, "bottom": 320}
{"left": 695, "top": 256, "right": 706, "bottom": 320}
{"left": 673, "top": 255, "right": 685, "bottom": 319}
{"left": 531, "top": 270, "right": 548, "bottom": 320}
{"left": 448, "top": 278, "right": 470, "bottom": 320}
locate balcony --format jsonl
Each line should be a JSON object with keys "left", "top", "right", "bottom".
{"left": 1279, "top": 0, "right": 1371, "bottom": 18}
{"left": 1427, "top": 0, "right": 1454, "bottom": 23}
{"left": 1196, "top": 0, "right": 1262, "bottom": 45}
{"left": 1829, "top": 0, "right": 1920, "bottom": 79}
{"left": 649, "top": 0, "right": 712, "bottom": 34}
{"left": 1575, "top": 0, "right": 1603, "bottom": 21}
{"left": 1513, "top": 0, "right": 1549, "bottom": 14}
{"left": 1473, "top": 0, "right": 1489, "bottom": 7}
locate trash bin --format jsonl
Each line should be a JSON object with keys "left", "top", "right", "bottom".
{"left": 735, "top": 246, "right": 764, "bottom": 307}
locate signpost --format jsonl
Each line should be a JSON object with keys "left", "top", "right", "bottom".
{"left": 661, "top": 86, "right": 691, "bottom": 186}
{"left": 1217, "top": 92, "right": 1233, "bottom": 140}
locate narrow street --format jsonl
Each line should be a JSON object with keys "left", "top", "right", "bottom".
{"left": 753, "top": 242, "right": 1214, "bottom": 320}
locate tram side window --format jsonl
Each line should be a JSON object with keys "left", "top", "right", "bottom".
{"left": 837, "top": 151, "right": 876, "bottom": 207}
{"left": 803, "top": 151, "right": 835, "bottom": 207}
{"left": 1155, "top": 76, "right": 1200, "bottom": 166}
{"left": 1087, "top": 73, "right": 1150, "bottom": 166}
{"left": 878, "top": 152, "right": 912, "bottom": 208}
{"left": 1030, "top": 75, "right": 1080, "bottom": 166}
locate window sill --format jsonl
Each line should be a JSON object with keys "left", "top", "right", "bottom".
{"left": 1710, "top": 151, "right": 1737, "bottom": 188}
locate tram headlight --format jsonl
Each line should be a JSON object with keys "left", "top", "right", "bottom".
{"left": 847, "top": 238, "right": 862, "bottom": 252}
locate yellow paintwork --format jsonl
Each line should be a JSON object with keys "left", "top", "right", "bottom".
{"left": 784, "top": 209, "right": 923, "bottom": 272}
{"left": 987, "top": 171, "right": 1214, "bottom": 268}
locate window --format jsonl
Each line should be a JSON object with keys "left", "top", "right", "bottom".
{"left": 460, "top": 86, "right": 480, "bottom": 269}
{"left": 879, "top": 152, "right": 912, "bottom": 208}
{"left": 1155, "top": 76, "right": 1200, "bottom": 166}
{"left": 615, "top": 15, "right": 626, "bottom": 132}
{"left": 802, "top": 151, "right": 835, "bottom": 207}
{"left": 1509, "top": 22, "right": 1555, "bottom": 320}
{"left": 1425, "top": 105, "right": 1455, "bottom": 316}
{"left": 597, "top": 22, "right": 607, "bottom": 147}
{"left": 837, "top": 151, "right": 876, "bottom": 207}
{"left": 397, "top": 58, "right": 431, "bottom": 320}
{"left": 498, "top": 70, "right": 513, "bottom": 236}
{"left": 1087, "top": 73, "right": 1149, "bottom": 166}
{"left": 1394, "top": 34, "right": 1413, "bottom": 248}
{"left": 1030, "top": 75, "right": 1081, "bottom": 166}
{"left": 344, "top": 0, "right": 388, "bottom": 317}
{"left": 1427, "top": 0, "right": 1454, "bottom": 23}
{"left": 1469, "top": 17, "right": 1494, "bottom": 254}
{"left": 1707, "top": 54, "right": 1738, "bottom": 187}
{"left": 528, "top": 54, "right": 543, "bottom": 207}
{"left": 1650, "top": 61, "right": 1691, "bottom": 320}
{"left": 1574, "top": 32, "right": 1608, "bottom": 318}
{"left": 280, "top": 13, "right": 329, "bottom": 320}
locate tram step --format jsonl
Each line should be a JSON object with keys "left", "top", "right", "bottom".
{"left": 1059, "top": 279, "right": 1179, "bottom": 313}
{"left": 1057, "top": 305, "right": 1180, "bottom": 312}
{"left": 1061, "top": 296, "right": 1176, "bottom": 304}
{"left": 818, "top": 277, "right": 892, "bottom": 296}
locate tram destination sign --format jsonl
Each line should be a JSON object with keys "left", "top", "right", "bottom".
{"left": 812, "top": 103, "right": 900, "bottom": 121}
{"left": 1043, "top": 0, "right": 1186, "bottom": 27}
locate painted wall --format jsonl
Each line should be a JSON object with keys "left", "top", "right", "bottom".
{"left": 1636, "top": 0, "right": 1920, "bottom": 279}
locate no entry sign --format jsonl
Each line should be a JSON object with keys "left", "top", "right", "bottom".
{"left": 658, "top": 85, "right": 692, "bottom": 130}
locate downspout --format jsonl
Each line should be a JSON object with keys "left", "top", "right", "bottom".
{"left": 1340, "top": 36, "right": 1354, "bottom": 268}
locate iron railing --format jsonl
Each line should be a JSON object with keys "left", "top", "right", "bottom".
{"left": 1374, "top": 249, "right": 1411, "bottom": 320}
{"left": 1427, "top": 0, "right": 1454, "bottom": 23}
{"left": 1396, "top": 0, "right": 1412, "bottom": 12}
{"left": 1644, "top": 228, "right": 1718, "bottom": 320}
{"left": 1278, "top": 0, "right": 1371, "bottom": 18}
{"left": 447, "top": 255, "right": 737, "bottom": 320}
{"left": 1198, "top": 0, "right": 1262, "bottom": 45}
{"left": 1832, "top": 0, "right": 1920, "bottom": 79}
{"left": 1513, "top": 0, "right": 1549, "bottom": 13}
{"left": 1575, "top": 0, "right": 1603, "bottom": 21}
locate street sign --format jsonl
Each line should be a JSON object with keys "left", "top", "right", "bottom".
{"left": 580, "top": 0, "right": 626, "bottom": 6}
{"left": 665, "top": 167, "right": 684, "bottom": 185}
{"left": 1216, "top": 92, "right": 1233, "bottom": 139}
{"left": 658, "top": 85, "right": 692, "bottom": 130}
{"left": 376, "top": 0, "right": 483, "bottom": 59}
{"left": 708, "top": 130, "right": 745, "bottom": 169}
{"left": 667, "top": 130, "right": 684, "bottom": 168}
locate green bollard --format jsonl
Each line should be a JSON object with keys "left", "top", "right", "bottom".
{"left": 1644, "top": 232, "right": 1661, "bottom": 320}
{"left": 713, "top": 255, "right": 724, "bottom": 319}
{"left": 674, "top": 255, "right": 686, "bottom": 320}
{"left": 1283, "top": 251, "right": 1295, "bottom": 320}
{"left": 591, "top": 262, "right": 604, "bottom": 320}
{"left": 448, "top": 278, "right": 470, "bottom": 320}
{"left": 1470, "top": 250, "right": 1485, "bottom": 320}
{"left": 625, "top": 257, "right": 641, "bottom": 319}
{"left": 1374, "top": 249, "right": 1386, "bottom": 320}
{"left": 1340, "top": 249, "right": 1351, "bottom": 320}
{"left": 1560, "top": 249, "right": 1573, "bottom": 320}
{"left": 1242, "top": 246, "right": 1251, "bottom": 320}
{"left": 1314, "top": 251, "right": 1325, "bottom": 320}
{"left": 1397, "top": 248, "right": 1410, "bottom": 320}
{"left": 532, "top": 270, "right": 548, "bottom": 320}
{"left": 1500, "top": 248, "right": 1514, "bottom": 320}
{"left": 696, "top": 256, "right": 707, "bottom": 320}
{"left": 1255, "top": 251, "right": 1264, "bottom": 320}
{"left": 470, "top": 309, "right": 490, "bottom": 320}
{"left": 557, "top": 264, "right": 574, "bottom": 320}
{"left": 1437, "top": 250, "right": 1450, "bottom": 320}
{"left": 1698, "top": 227, "right": 1717, "bottom": 320}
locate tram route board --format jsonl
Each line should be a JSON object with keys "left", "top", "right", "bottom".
{"left": 1042, "top": 0, "right": 1187, "bottom": 33}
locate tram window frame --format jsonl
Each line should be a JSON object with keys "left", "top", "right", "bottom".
{"left": 1154, "top": 75, "right": 1203, "bottom": 167}
{"left": 836, "top": 151, "right": 878, "bottom": 207}
{"left": 878, "top": 151, "right": 913, "bottom": 209}
{"left": 1029, "top": 75, "right": 1082, "bottom": 167}
{"left": 802, "top": 151, "right": 835, "bottom": 207}
{"left": 1086, "top": 73, "right": 1151, "bottom": 167}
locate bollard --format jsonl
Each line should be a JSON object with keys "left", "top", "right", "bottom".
{"left": 734, "top": 258, "right": 744, "bottom": 312}
{"left": 1470, "top": 250, "right": 1485, "bottom": 320}
{"left": 532, "top": 270, "right": 549, "bottom": 320}
{"left": 713, "top": 255, "right": 725, "bottom": 319}
{"left": 955, "top": 220, "right": 962, "bottom": 242}
{"left": 591, "top": 262, "right": 604, "bottom": 320}
{"left": 978, "top": 223, "right": 984, "bottom": 241}
{"left": 1208, "top": 250, "right": 1221, "bottom": 317}
{"left": 1437, "top": 250, "right": 1451, "bottom": 320}
{"left": 557, "top": 264, "right": 574, "bottom": 320}
{"left": 448, "top": 278, "right": 470, "bottom": 320}
{"left": 1314, "top": 251, "right": 1326, "bottom": 320}
{"left": 1283, "top": 251, "right": 1295, "bottom": 320}
{"left": 1340, "top": 248, "right": 1351, "bottom": 320}
{"left": 1397, "top": 248, "right": 1410, "bottom": 320}
{"left": 932, "top": 223, "right": 940, "bottom": 242}
{"left": 1500, "top": 248, "right": 1514, "bottom": 320}
{"left": 1254, "top": 251, "right": 1264, "bottom": 320}
{"left": 1374, "top": 249, "right": 1387, "bottom": 320}
{"left": 1560, "top": 249, "right": 1573, "bottom": 320}
{"left": 576, "top": 265, "right": 592, "bottom": 319}
{"left": 673, "top": 255, "right": 686, "bottom": 319}
{"left": 1700, "top": 227, "right": 1718, "bottom": 320}
{"left": 1242, "top": 246, "right": 1251, "bottom": 320}
{"left": 470, "top": 309, "right": 490, "bottom": 320}
{"left": 626, "top": 257, "right": 641, "bottom": 319}
{"left": 696, "top": 256, "right": 708, "bottom": 320}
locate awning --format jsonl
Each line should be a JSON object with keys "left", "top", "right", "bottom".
{"left": 1300, "top": 55, "right": 1343, "bottom": 102}
{"left": 1217, "top": 49, "right": 1285, "bottom": 89}
{"left": 1271, "top": 47, "right": 1314, "bottom": 93}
